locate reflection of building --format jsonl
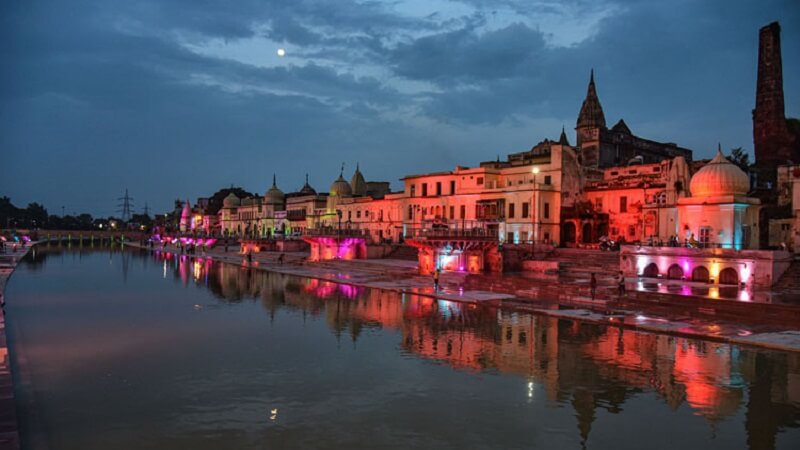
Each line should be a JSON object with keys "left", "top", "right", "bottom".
{"left": 150, "top": 251, "right": 800, "bottom": 448}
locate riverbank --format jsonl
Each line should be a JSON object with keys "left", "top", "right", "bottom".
{"left": 0, "top": 246, "right": 30, "bottom": 450}
{"left": 128, "top": 242, "right": 800, "bottom": 353}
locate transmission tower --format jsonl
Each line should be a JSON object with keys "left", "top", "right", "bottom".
{"left": 142, "top": 202, "right": 150, "bottom": 217}
{"left": 117, "top": 189, "right": 135, "bottom": 221}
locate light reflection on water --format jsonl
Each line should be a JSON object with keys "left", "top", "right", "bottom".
{"left": 5, "top": 245, "right": 800, "bottom": 450}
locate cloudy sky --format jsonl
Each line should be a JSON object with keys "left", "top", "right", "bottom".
{"left": 1, "top": 0, "right": 798, "bottom": 217}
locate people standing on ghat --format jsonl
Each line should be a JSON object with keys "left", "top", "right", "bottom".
{"left": 617, "top": 271, "right": 626, "bottom": 297}
{"left": 278, "top": 253, "right": 285, "bottom": 265}
{"left": 590, "top": 273, "right": 597, "bottom": 300}
{"left": 433, "top": 268, "right": 441, "bottom": 291}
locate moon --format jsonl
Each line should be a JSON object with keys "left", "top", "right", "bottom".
{"left": 277, "top": 48, "right": 286, "bottom": 57}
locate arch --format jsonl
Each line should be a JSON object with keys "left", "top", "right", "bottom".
{"left": 562, "top": 222, "right": 577, "bottom": 244}
{"left": 596, "top": 222, "right": 608, "bottom": 239}
{"left": 667, "top": 264, "right": 684, "bottom": 279}
{"left": 691, "top": 266, "right": 710, "bottom": 282}
{"left": 643, "top": 263, "right": 659, "bottom": 278}
{"left": 581, "top": 223, "right": 593, "bottom": 244}
{"left": 719, "top": 267, "right": 739, "bottom": 285}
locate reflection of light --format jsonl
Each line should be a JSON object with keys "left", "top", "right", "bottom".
{"left": 709, "top": 288, "right": 719, "bottom": 299}
{"left": 163, "top": 259, "right": 167, "bottom": 278}
{"left": 739, "top": 290, "right": 751, "bottom": 302}
{"left": 636, "top": 315, "right": 647, "bottom": 321}
{"left": 527, "top": 381, "right": 534, "bottom": 399}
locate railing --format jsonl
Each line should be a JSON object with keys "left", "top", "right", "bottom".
{"left": 406, "top": 227, "right": 499, "bottom": 240}
{"left": 303, "top": 228, "right": 369, "bottom": 237}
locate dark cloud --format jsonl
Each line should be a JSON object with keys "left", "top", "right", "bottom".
{"left": 1, "top": 0, "right": 798, "bottom": 216}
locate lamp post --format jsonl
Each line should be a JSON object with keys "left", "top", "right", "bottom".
{"left": 531, "top": 167, "right": 540, "bottom": 253}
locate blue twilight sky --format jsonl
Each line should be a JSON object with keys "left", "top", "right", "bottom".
{"left": 1, "top": 0, "right": 798, "bottom": 217}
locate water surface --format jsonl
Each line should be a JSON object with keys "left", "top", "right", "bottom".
{"left": 5, "top": 245, "right": 800, "bottom": 449}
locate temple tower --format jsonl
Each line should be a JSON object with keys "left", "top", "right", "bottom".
{"left": 576, "top": 69, "right": 606, "bottom": 147}
{"left": 753, "top": 22, "right": 796, "bottom": 167}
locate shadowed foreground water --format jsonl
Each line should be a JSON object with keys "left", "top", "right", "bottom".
{"left": 5, "top": 245, "right": 800, "bottom": 449}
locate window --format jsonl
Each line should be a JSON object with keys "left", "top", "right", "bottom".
{"left": 436, "top": 182, "right": 442, "bottom": 196}
{"left": 449, "top": 206, "right": 454, "bottom": 219}
{"left": 356, "top": 210, "right": 361, "bottom": 219}
{"left": 410, "top": 185, "right": 416, "bottom": 197}
{"left": 595, "top": 198, "right": 603, "bottom": 210}
{"left": 628, "top": 225, "right": 636, "bottom": 236}
{"left": 610, "top": 171, "right": 618, "bottom": 176}
{"left": 699, "top": 227, "right": 711, "bottom": 246}
{"left": 450, "top": 180, "right": 456, "bottom": 195}
{"left": 408, "top": 205, "right": 413, "bottom": 220}
{"left": 620, "top": 196, "right": 628, "bottom": 213}
{"left": 544, "top": 175, "right": 552, "bottom": 185}
{"left": 460, "top": 205, "right": 466, "bottom": 219}
{"left": 422, "top": 184, "right": 428, "bottom": 197}
{"left": 544, "top": 202, "right": 550, "bottom": 219}
{"left": 653, "top": 167, "right": 661, "bottom": 172}
{"left": 348, "top": 211, "right": 352, "bottom": 220}
{"left": 508, "top": 203, "right": 515, "bottom": 218}
{"left": 477, "top": 177, "right": 484, "bottom": 185}
{"left": 522, "top": 202, "right": 530, "bottom": 218}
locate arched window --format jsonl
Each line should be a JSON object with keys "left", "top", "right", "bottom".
{"left": 643, "top": 263, "right": 659, "bottom": 278}
{"left": 691, "top": 266, "right": 709, "bottom": 282}
{"left": 667, "top": 264, "right": 684, "bottom": 279}
{"left": 719, "top": 268, "right": 739, "bottom": 285}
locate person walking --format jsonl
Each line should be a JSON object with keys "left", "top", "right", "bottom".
{"left": 433, "top": 268, "right": 441, "bottom": 291}
{"left": 617, "top": 271, "right": 626, "bottom": 297}
{"left": 590, "top": 273, "right": 597, "bottom": 300}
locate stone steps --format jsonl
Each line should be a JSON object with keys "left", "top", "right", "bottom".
{"left": 774, "top": 260, "right": 800, "bottom": 292}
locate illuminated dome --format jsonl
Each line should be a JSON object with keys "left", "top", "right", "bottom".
{"left": 265, "top": 175, "right": 285, "bottom": 204}
{"left": 330, "top": 173, "right": 352, "bottom": 197}
{"left": 350, "top": 164, "right": 367, "bottom": 196}
{"left": 223, "top": 192, "right": 241, "bottom": 207}
{"left": 690, "top": 148, "right": 750, "bottom": 197}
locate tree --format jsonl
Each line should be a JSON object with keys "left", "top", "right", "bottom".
{"left": 205, "top": 187, "right": 255, "bottom": 216}
{"left": 728, "top": 147, "right": 751, "bottom": 172}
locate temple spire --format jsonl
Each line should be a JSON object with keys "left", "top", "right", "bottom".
{"left": 559, "top": 125, "right": 570, "bottom": 146}
{"left": 576, "top": 69, "right": 606, "bottom": 130}
{"left": 272, "top": 173, "right": 277, "bottom": 187}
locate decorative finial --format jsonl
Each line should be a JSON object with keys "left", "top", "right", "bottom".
{"left": 590, "top": 68, "right": 594, "bottom": 84}
{"left": 272, "top": 174, "right": 276, "bottom": 187}
{"left": 356, "top": 162, "right": 360, "bottom": 172}
{"left": 718, "top": 142, "right": 722, "bottom": 154}
{"left": 305, "top": 173, "right": 309, "bottom": 184}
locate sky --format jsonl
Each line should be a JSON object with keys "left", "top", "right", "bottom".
{"left": 1, "top": 0, "right": 798, "bottom": 217}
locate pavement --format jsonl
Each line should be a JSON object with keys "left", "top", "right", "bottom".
{"left": 133, "top": 242, "right": 800, "bottom": 353}
{"left": 0, "top": 246, "right": 29, "bottom": 450}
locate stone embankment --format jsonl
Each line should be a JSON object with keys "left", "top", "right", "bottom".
{"left": 129, "top": 242, "right": 800, "bottom": 353}
{"left": 0, "top": 245, "right": 30, "bottom": 450}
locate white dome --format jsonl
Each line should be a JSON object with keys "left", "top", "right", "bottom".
{"left": 330, "top": 174, "right": 352, "bottom": 197}
{"left": 264, "top": 175, "right": 285, "bottom": 204}
{"left": 690, "top": 149, "right": 750, "bottom": 197}
{"left": 223, "top": 192, "right": 241, "bottom": 207}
